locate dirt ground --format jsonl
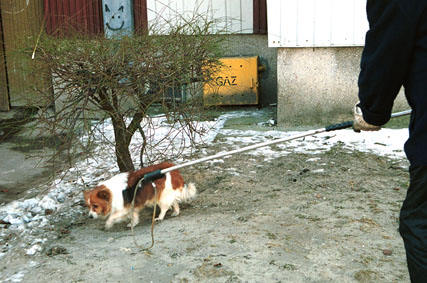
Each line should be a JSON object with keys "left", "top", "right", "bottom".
{"left": 0, "top": 135, "right": 411, "bottom": 283}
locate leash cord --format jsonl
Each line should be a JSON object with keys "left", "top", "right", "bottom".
{"left": 130, "top": 178, "right": 157, "bottom": 251}
{"left": 156, "top": 109, "right": 412, "bottom": 177}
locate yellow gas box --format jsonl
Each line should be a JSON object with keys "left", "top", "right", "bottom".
{"left": 203, "top": 56, "right": 259, "bottom": 106}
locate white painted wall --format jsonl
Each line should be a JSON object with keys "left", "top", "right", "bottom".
{"left": 267, "top": 0, "right": 369, "bottom": 47}
{"left": 147, "top": 0, "right": 253, "bottom": 34}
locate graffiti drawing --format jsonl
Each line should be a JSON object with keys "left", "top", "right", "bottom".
{"left": 102, "top": 0, "right": 134, "bottom": 38}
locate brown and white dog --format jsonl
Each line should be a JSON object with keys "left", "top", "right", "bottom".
{"left": 83, "top": 162, "right": 196, "bottom": 229}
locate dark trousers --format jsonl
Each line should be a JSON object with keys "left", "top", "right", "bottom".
{"left": 399, "top": 165, "right": 427, "bottom": 283}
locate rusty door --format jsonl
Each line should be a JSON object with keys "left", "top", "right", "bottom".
{"left": 0, "top": 0, "right": 47, "bottom": 107}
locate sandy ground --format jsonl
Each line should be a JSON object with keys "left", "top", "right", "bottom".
{"left": 0, "top": 137, "right": 410, "bottom": 282}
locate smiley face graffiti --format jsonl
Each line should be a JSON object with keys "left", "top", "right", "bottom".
{"left": 102, "top": 0, "right": 134, "bottom": 38}
{"left": 104, "top": 4, "right": 125, "bottom": 31}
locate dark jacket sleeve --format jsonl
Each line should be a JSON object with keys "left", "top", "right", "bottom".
{"left": 358, "top": 0, "right": 421, "bottom": 126}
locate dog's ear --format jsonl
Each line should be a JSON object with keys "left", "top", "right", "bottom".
{"left": 83, "top": 190, "right": 90, "bottom": 201}
{"left": 97, "top": 189, "right": 110, "bottom": 201}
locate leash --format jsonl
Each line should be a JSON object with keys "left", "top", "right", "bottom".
{"left": 130, "top": 180, "right": 157, "bottom": 251}
{"left": 143, "top": 109, "right": 412, "bottom": 182}
{"left": 132, "top": 109, "right": 411, "bottom": 250}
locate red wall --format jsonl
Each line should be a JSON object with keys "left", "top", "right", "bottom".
{"left": 44, "top": 0, "right": 103, "bottom": 35}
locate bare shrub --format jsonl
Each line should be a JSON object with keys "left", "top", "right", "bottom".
{"left": 31, "top": 14, "right": 224, "bottom": 172}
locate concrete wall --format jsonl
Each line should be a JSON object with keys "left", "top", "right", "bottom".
{"left": 222, "top": 34, "right": 277, "bottom": 106}
{"left": 277, "top": 47, "right": 409, "bottom": 127}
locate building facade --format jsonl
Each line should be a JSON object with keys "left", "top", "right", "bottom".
{"left": 267, "top": 0, "right": 408, "bottom": 126}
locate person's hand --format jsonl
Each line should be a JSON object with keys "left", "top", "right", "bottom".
{"left": 353, "top": 104, "right": 381, "bottom": 132}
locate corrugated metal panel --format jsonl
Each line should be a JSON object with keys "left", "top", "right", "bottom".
{"left": 147, "top": 0, "right": 254, "bottom": 34}
{"left": 134, "top": 0, "right": 148, "bottom": 33}
{"left": 267, "top": 0, "right": 369, "bottom": 47}
{"left": 1, "top": 0, "right": 48, "bottom": 107}
{"left": 44, "top": 0, "right": 150, "bottom": 36}
{"left": 44, "top": 0, "right": 103, "bottom": 35}
{"left": 253, "top": 0, "right": 267, "bottom": 34}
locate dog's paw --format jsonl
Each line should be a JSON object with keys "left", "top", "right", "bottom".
{"left": 154, "top": 217, "right": 164, "bottom": 222}
{"left": 127, "top": 221, "right": 138, "bottom": 228}
{"left": 171, "top": 212, "right": 179, "bottom": 217}
{"left": 105, "top": 221, "right": 113, "bottom": 230}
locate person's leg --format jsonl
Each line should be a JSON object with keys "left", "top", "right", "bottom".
{"left": 399, "top": 165, "right": 427, "bottom": 282}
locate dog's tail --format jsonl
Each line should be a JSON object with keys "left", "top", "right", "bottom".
{"left": 179, "top": 183, "right": 197, "bottom": 202}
